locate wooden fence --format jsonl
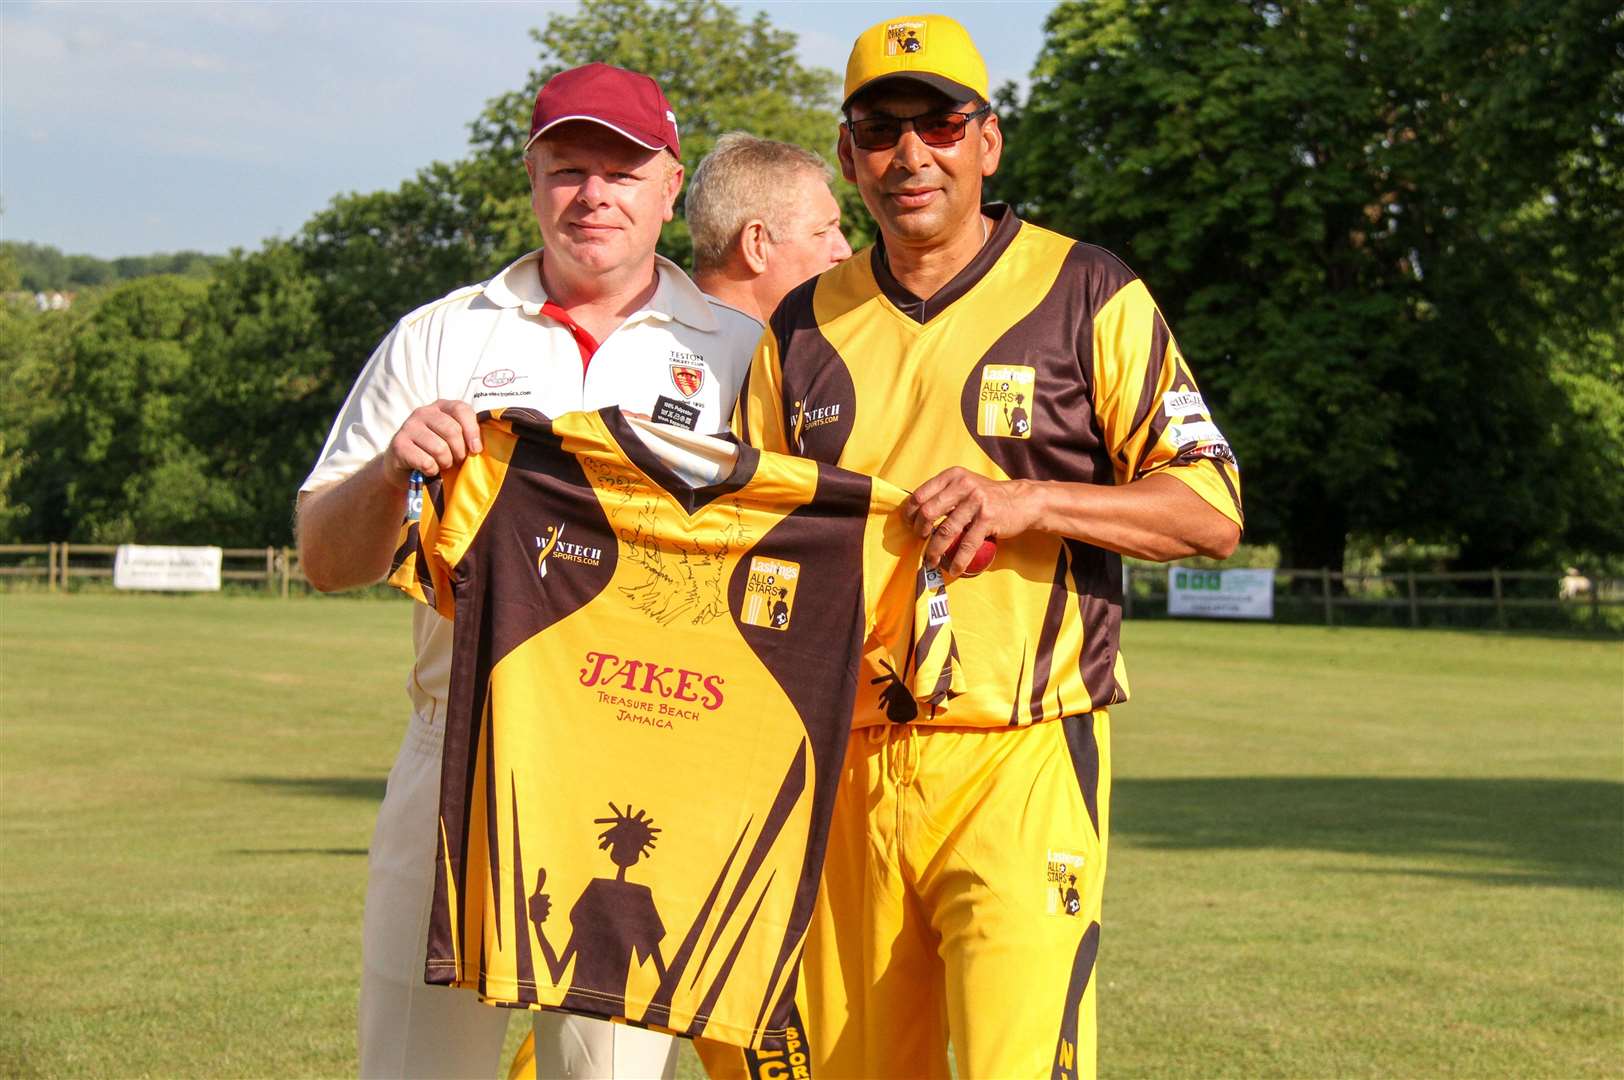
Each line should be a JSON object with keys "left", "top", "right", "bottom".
{"left": 2, "top": 544, "right": 1618, "bottom": 628}
{"left": 0, "top": 543, "right": 303, "bottom": 597}
{"left": 1122, "top": 565, "right": 1621, "bottom": 627}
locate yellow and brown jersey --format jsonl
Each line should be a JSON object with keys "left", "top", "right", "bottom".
{"left": 735, "top": 204, "right": 1243, "bottom": 729}
{"left": 388, "top": 406, "right": 959, "bottom": 1050}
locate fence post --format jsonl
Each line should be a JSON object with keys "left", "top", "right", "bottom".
{"left": 1407, "top": 571, "right": 1419, "bottom": 628}
{"left": 61, "top": 540, "right": 70, "bottom": 593}
{"left": 1123, "top": 566, "right": 1134, "bottom": 619}
{"left": 280, "top": 546, "right": 291, "bottom": 599}
{"left": 1592, "top": 572, "right": 1602, "bottom": 625}
{"left": 264, "top": 546, "right": 275, "bottom": 593}
{"left": 47, "top": 542, "right": 57, "bottom": 592}
{"left": 1491, "top": 568, "right": 1505, "bottom": 629}
{"left": 1321, "top": 567, "right": 1333, "bottom": 626}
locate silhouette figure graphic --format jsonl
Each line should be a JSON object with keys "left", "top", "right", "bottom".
{"left": 1004, "top": 394, "right": 1031, "bottom": 437}
{"left": 1062, "top": 873, "right": 1081, "bottom": 916}
{"left": 528, "top": 803, "right": 668, "bottom": 1015}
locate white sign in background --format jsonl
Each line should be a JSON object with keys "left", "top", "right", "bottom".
{"left": 1167, "top": 567, "right": 1275, "bottom": 620}
{"left": 113, "top": 545, "right": 223, "bottom": 592}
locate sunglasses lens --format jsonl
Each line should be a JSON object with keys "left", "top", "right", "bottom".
{"left": 853, "top": 119, "right": 902, "bottom": 150}
{"left": 849, "top": 107, "right": 983, "bottom": 150}
{"left": 915, "top": 113, "right": 967, "bottom": 146}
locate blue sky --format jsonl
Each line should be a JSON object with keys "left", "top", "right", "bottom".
{"left": 1, "top": 1, "right": 1058, "bottom": 258}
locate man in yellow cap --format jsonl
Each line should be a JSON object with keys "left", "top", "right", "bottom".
{"left": 730, "top": 13, "right": 1244, "bottom": 1079}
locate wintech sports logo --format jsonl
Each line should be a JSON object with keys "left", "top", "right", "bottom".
{"left": 535, "top": 524, "right": 602, "bottom": 579}
{"left": 790, "top": 399, "right": 842, "bottom": 453}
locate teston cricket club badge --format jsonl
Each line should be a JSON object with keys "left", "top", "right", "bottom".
{"left": 668, "top": 352, "right": 706, "bottom": 399}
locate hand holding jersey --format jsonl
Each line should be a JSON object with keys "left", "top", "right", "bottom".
{"left": 385, "top": 400, "right": 485, "bottom": 485}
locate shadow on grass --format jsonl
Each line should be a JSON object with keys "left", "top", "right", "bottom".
{"left": 1115, "top": 777, "right": 1624, "bottom": 890}
{"left": 237, "top": 776, "right": 388, "bottom": 802}
{"left": 228, "top": 847, "right": 368, "bottom": 857}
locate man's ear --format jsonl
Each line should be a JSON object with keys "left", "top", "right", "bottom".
{"left": 662, "top": 160, "right": 685, "bottom": 222}
{"left": 837, "top": 125, "right": 858, "bottom": 183}
{"left": 978, "top": 112, "right": 1003, "bottom": 179}
{"left": 739, "top": 220, "right": 771, "bottom": 275}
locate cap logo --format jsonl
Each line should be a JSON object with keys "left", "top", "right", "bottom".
{"left": 885, "top": 20, "right": 926, "bottom": 55}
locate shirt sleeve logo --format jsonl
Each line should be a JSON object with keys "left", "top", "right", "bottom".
{"left": 740, "top": 556, "right": 800, "bottom": 631}
{"left": 977, "top": 365, "right": 1036, "bottom": 439}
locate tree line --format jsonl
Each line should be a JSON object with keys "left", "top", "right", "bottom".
{"left": 2, "top": 0, "right": 1618, "bottom": 572}
{"left": 1, "top": 242, "right": 220, "bottom": 293}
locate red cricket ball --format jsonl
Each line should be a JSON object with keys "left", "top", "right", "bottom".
{"left": 962, "top": 538, "right": 997, "bottom": 576}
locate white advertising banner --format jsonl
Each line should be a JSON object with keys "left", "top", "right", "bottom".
{"left": 113, "top": 545, "right": 223, "bottom": 592}
{"left": 1167, "top": 567, "right": 1274, "bottom": 620}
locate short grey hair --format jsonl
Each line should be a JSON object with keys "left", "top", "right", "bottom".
{"left": 687, "top": 133, "right": 834, "bottom": 273}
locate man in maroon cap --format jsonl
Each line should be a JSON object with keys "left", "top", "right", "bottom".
{"left": 297, "top": 62, "right": 760, "bottom": 1079}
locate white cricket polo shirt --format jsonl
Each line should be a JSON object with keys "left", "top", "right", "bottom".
{"left": 301, "top": 248, "right": 762, "bottom": 728}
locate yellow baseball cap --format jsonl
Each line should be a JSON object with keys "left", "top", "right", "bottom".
{"left": 842, "top": 14, "right": 990, "bottom": 110}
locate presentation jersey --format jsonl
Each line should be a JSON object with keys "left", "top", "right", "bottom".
{"left": 734, "top": 204, "right": 1244, "bottom": 730}
{"left": 388, "top": 406, "right": 961, "bottom": 1050}
{"left": 301, "top": 248, "right": 761, "bottom": 735}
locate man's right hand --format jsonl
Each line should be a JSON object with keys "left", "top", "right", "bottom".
{"left": 384, "top": 400, "right": 484, "bottom": 488}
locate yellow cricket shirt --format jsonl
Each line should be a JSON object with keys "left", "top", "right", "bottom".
{"left": 735, "top": 204, "right": 1244, "bottom": 729}
{"left": 388, "top": 406, "right": 959, "bottom": 1049}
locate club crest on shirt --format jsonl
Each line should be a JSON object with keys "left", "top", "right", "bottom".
{"left": 739, "top": 556, "right": 799, "bottom": 631}
{"left": 1045, "top": 850, "right": 1087, "bottom": 916}
{"left": 977, "top": 365, "right": 1036, "bottom": 439}
{"left": 535, "top": 523, "right": 602, "bottom": 579}
{"left": 668, "top": 353, "right": 706, "bottom": 399}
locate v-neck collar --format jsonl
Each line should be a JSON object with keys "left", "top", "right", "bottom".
{"left": 870, "top": 203, "right": 1021, "bottom": 325}
{"left": 598, "top": 407, "right": 760, "bottom": 516}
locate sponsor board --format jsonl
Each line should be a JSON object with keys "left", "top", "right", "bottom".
{"left": 1167, "top": 567, "right": 1274, "bottom": 620}
{"left": 113, "top": 545, "right": 223, "bottom": 592}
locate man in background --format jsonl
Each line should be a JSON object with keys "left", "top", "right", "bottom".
{"left": 297, "top": 62, "right": 760, "bottom": 1079}
{"left": 688, "top": 132, "right": 852, "bottom": 325}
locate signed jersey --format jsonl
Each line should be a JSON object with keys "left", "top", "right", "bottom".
{"left": 734, "top": 204, "right": 1244, "bottom": 729}
{"left": 388, "top": 407, "right": 960, "bottom": 1050}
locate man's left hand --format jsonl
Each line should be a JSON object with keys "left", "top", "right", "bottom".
{"left": 906, "top": 468, "right": 1042, "bottom": 576}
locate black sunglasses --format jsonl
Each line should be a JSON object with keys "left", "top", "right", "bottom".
{"left": 846, "top": 104, "right": 992, "bottom": 151}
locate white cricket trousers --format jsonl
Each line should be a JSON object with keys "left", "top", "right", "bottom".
{"left": 359, "top": 708, "right": 680, "bottom": 1079}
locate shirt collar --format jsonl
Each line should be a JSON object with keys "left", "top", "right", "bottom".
{"left": 870, "top": 203, "right": 1021, "bottom": 325}
{"left": 482, "top": 248, "right": 718, "bottom": 333}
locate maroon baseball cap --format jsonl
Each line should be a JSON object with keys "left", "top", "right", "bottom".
{"left": 525, "top": 62, "right": 681, "bottom": 157}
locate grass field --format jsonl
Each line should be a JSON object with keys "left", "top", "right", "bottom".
{"left": 2, "top": 593, "right": 1620, "bottom": 1078}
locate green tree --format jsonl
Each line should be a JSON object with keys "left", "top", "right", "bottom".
{"left": 0, "top": 301, "right": 81, "bottom": 540}
{"left": 190, "top": 242, "right": 339, "bottom": 545}
{"left": 1008, "top": 0, "right": 1623, "bottom": 569}
{"left": 39, "top": 276, "right": 228, "bottom": 543}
